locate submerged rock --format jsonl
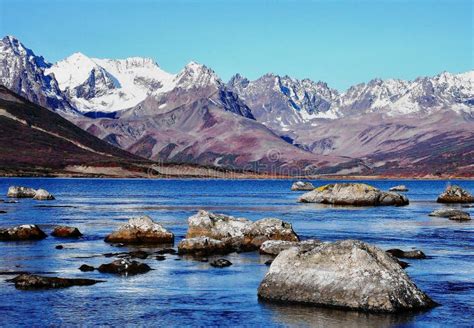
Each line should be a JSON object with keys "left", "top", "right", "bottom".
{"left": 0, "top": 224, "right": 47, "bottom": 241}
{"left": 177, "top": 237, "right": 232, "bottom": 256}
{"left": 389, "top": 185, "right": 409, "bottom": 192}
{"left": 258, "top": 240, "right": 436, "bottom": 313}
{"left": 156, "top": 248, "right": 177, "bottom": 255}
{"left": 259, "top": 239, "right": 322, "bottom": 256}
{"left": 52, "top": 226, "right": 83, "bottom": 238}
{"left": 210, "top": 259, "right": 232, "bottom": 268}
{"left": 386, "top": 249, "right": 426, "bottom": 259}
{"left": 8, "top": 274, "right": 102, "bottom": 290}
{"left": 105, "top": 216, "right": 174, "bottom": 244}
{"left": 298, "top": 183, "right": 409, "bottom": 206}
{"left": 429, "top": 208, "right": 471, "bottom": 221}
{"left": 79, "top": 264, "right": 95, "bottom": 272}
{"left": 33, "top": 189, "right": 55, "bottom": 200}
{"left": 98, "top": 259, "right": 151, "bottom": 275}
{"left": 7, "top": 186, "right": 37, "bottom": 198}
{"left": 437, "top": 185, "right": 474, "bottom": 204}
{"left": 55, "top": 245, "right": 64, "bottom": 250}
{"left": 291, "top": 181, "right": 315, "bottom": 191}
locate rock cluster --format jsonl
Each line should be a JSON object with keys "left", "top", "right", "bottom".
{"left": 291, "top": 181, "right": 315, "bottom": 191}
{"left": 298, "top": 183, "right": 409, "bottom": 206}
{"left": 258, "top": 240, "right": 436, "bottom": 313}
{"left": 105, "top": 216, "right": 174, "bottom": 244}
{"left": 437, "top": 185, "right": 474, "bottom": 204}
{"left": 7, "top": 186, "right": 54, "bottom": 200}
{"left": 429, "top": 208, "right": 471, "bottom": 221}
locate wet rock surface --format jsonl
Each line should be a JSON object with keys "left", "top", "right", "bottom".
{"left": 429, "top": 209, "right": 471, "bottom": 221}
{"left": 52, "top": 226, "right": 83, "bottom": 238}
{"left": 298, "top": 183, "right": 409, "bottom": 206}
{"left": 0, "top": 224, "right": 47, "bottom": 241}
{"left": 291, "top": 181, "right": 315, "bottom": 191}
{"left": 105, "top": 216, "right": 174, "bottom": 244}
{"left": 210, "top": 259, "right": 232, "bottom": 268}
{"left": 386, "top": 249, "right": 427, "bottom": 259}
{"left": 98, "top": 259, "right": 151, "bottom": 275}
{"left": 258, "top": 240, "right": 436, "bottom": 313}
{"left": 437, "top": 185, "right": 474, "bottom": 204}
{"left": 8, "top": 274, "right": 103, "bottom": 290}
{"left": 259, "top": 239, "right": 322, "bottom": 256}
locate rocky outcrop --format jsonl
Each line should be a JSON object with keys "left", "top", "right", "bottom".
{"left": 52, "top": 226, "right": 83, "bottom": 238}
{"left": 259, "top": 239, "right": 321, "bottom": 256}
{"left": 177, "top": 237, "right": 232, "bottom": 256}
{"left": 429, "top": 208, "right": 471, "bottom": 221}
{"left": 241, "top": 218, "right": 299, "bottom": 251}
{"left": 7, "top": 186, "right": 37, "bottom": 198}
{"left": 0, "top": 224, "right": 47, "bottom": 241}
{"left": 437, "top": 185, "right": 474, "bottom": 203}
{"left": 298, "top": 183, "right": 409, "bottom": 206}
{"left": 184, "top": 210, "right": 299, "bottom": 252}
{"left": 33, "top": 189, "right": 55, "bottom": 200}
{"left": 8, "top": 274, "right": 102, "bottom": 290}
{"left": 389, "top": 185, "right": 408, "bottom": 192}
{"left": 210, "top": 259, "right": 232, "bottom": 268}
{"left": 104, "top": 216, "right": 174, "bottom": 244}
{"left": 258, "top": 240, "right": 436, "bottom": 313}
{"left": 98, "top": 259, "right": 151, "bottom": 275}
{"left": 386, "top": 249, "right": 426, "bottom": 259}
{"left": 291, "top": 181, "right": 315, "bottom": 191}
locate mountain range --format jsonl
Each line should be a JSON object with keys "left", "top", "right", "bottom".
{"left": 0, "top": 35, "right": 472, "bottom": 177}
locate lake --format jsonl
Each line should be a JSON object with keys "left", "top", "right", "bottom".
{"left": 0, "top": 178, "right": 473, "bottom": 327}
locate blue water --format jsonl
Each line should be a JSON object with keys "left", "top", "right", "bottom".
{"left": 0, "top": 178, "right": 472, "bottom": 327}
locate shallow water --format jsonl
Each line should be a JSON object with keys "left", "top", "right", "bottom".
{"left": 0, "top": 178, "right": 472, "bottom": 327}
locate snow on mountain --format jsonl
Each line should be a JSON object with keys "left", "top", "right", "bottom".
{"left": 46, "top": 53, "right": 174, "bottom": 113}
{"left": 0, "top": 36, "right": 77, "bottom": 115}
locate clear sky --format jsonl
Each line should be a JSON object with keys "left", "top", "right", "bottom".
{"left": 0, "top": 0, "right": 472, "bottom": 90}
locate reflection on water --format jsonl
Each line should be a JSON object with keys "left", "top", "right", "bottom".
{"left": 0, "top": 178, "right": 473, "bottom": 327}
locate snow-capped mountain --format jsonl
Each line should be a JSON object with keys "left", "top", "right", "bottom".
{"left": 46, "top": 53, "right": 174, "bottom": 113}
{"left": 0, "top": 36, "right": 76, "bottom": 115}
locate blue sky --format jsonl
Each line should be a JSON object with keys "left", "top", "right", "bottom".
{"left": 0, "top": 0, "right": 472, "bottom": 90}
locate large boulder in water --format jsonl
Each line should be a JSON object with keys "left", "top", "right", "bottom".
{"left": 291, "top": 181, "right": 315, "bottom": 191}
{"left": 259, "top": 239, "right": 322, "bottom": 256}
{"left": 33, "top": 189, "right": 55, "bottom": 200}
{"left": 429, "top": 208, "right": 471, "bottom": 221}
{"left": 258, "top": 240, "right": 436, "bottom": 313}
{"left": 0, "top": 224, "right": 47, "bottom": 241}
{"left": 7, "top": 186, "right": 37, "bottom": 198}
{"left": 298, "top": 183, "right": 409, "bottom": 206}
{"left": 437, "top": 185, "right": 474, "bottom": 204}
{"left": 8, "top": 274, "right": 103, "bottom": 290}
{"left": 52, "top": 226, "right": 83, "bottom": 238}
{"left": 241, "top": 218, "right": 299, "bottom": 251}
{"left": 98, "top": 259, "right": 151, "bottom": 275}
{"left": 104, "top": 216, "right": 174, "bottom": 244}
{"left": 177, "top": 237, "right": 233, "bottom": 255}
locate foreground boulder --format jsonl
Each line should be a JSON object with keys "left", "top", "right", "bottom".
{"left": 105, "top": 216, "right": 174, "bottom": 244}
{"left": 429, "top": 208, "right": 471, "bottom": 221}
{"left": 389, "top": 185, "right": 408, "bottom": 192}
{"left": 177, "top": 237, "right": 232, "bottom": 255}
{"left": 33, "top": 189, "right": 55, "bottom": 200}
{"left": 298, "top": 183, "right": 409, "bottom": 206}
{"left": 8, "top": 274, "right": 102, "bottom": 290}
{"left": 258, "top": 240, "right": 436, "bottom": 313}
{"left": 7, "top": 186, "right": 37, "bottom": 198}
{"left": 437, "top": 185, "right": 474, "bottom": 204}
{"left": 0, "top": 225, "right": 47, "bottom": 241}
{"left": 259, "top": 239, "right": 321, "bottom": 256}
{"left": 98, "top": 259, "right": 151, "bottom": 275}
{"left": 386, "top": 249, "right": 426, "bottom": 259}
{"left": 291, "top": 181, "right": 315, "bottom": 191}
{"left": 241, "top": 218, "right": 299, "bottom": 251}
{"left": 52, "top": 226, "right": 83, "bottom": 238}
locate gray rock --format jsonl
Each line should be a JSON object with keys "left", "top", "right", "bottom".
{"left": 291, "top": 181, "right": 315, "bottom": 191}
{"left": 389, "top": 185, "right": 409, "bottom": 192}
{"left": 437, "top": 185, "right": 474, "bottom": 204}
{"left": 241, "top": 218, "right": 299, "bottom": 251}
{"left": 0, "top": 224, "right": 47, "bottom": 241}
{"left": 177, "top": 237, "right": 233, "bottom": 256}
{"left": 105, "top": 216, "right": 174, "bottom": 244}
{"left": 259, "top": 239, "right": 321, "bottom": 256}
{"left": 429, "top": 208, "right": 471, "bottom": 221}
{"left": 298, "top": 183, "right": 409, "bottom": 206}
{"left": 258, "top": 240, "right": 436, "bottom": 313}
{"left": 33, "top": 189, "right": 55, "bottom": 200}
{"left": 7, "top": 186, "right": 37, "bottom": 198}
